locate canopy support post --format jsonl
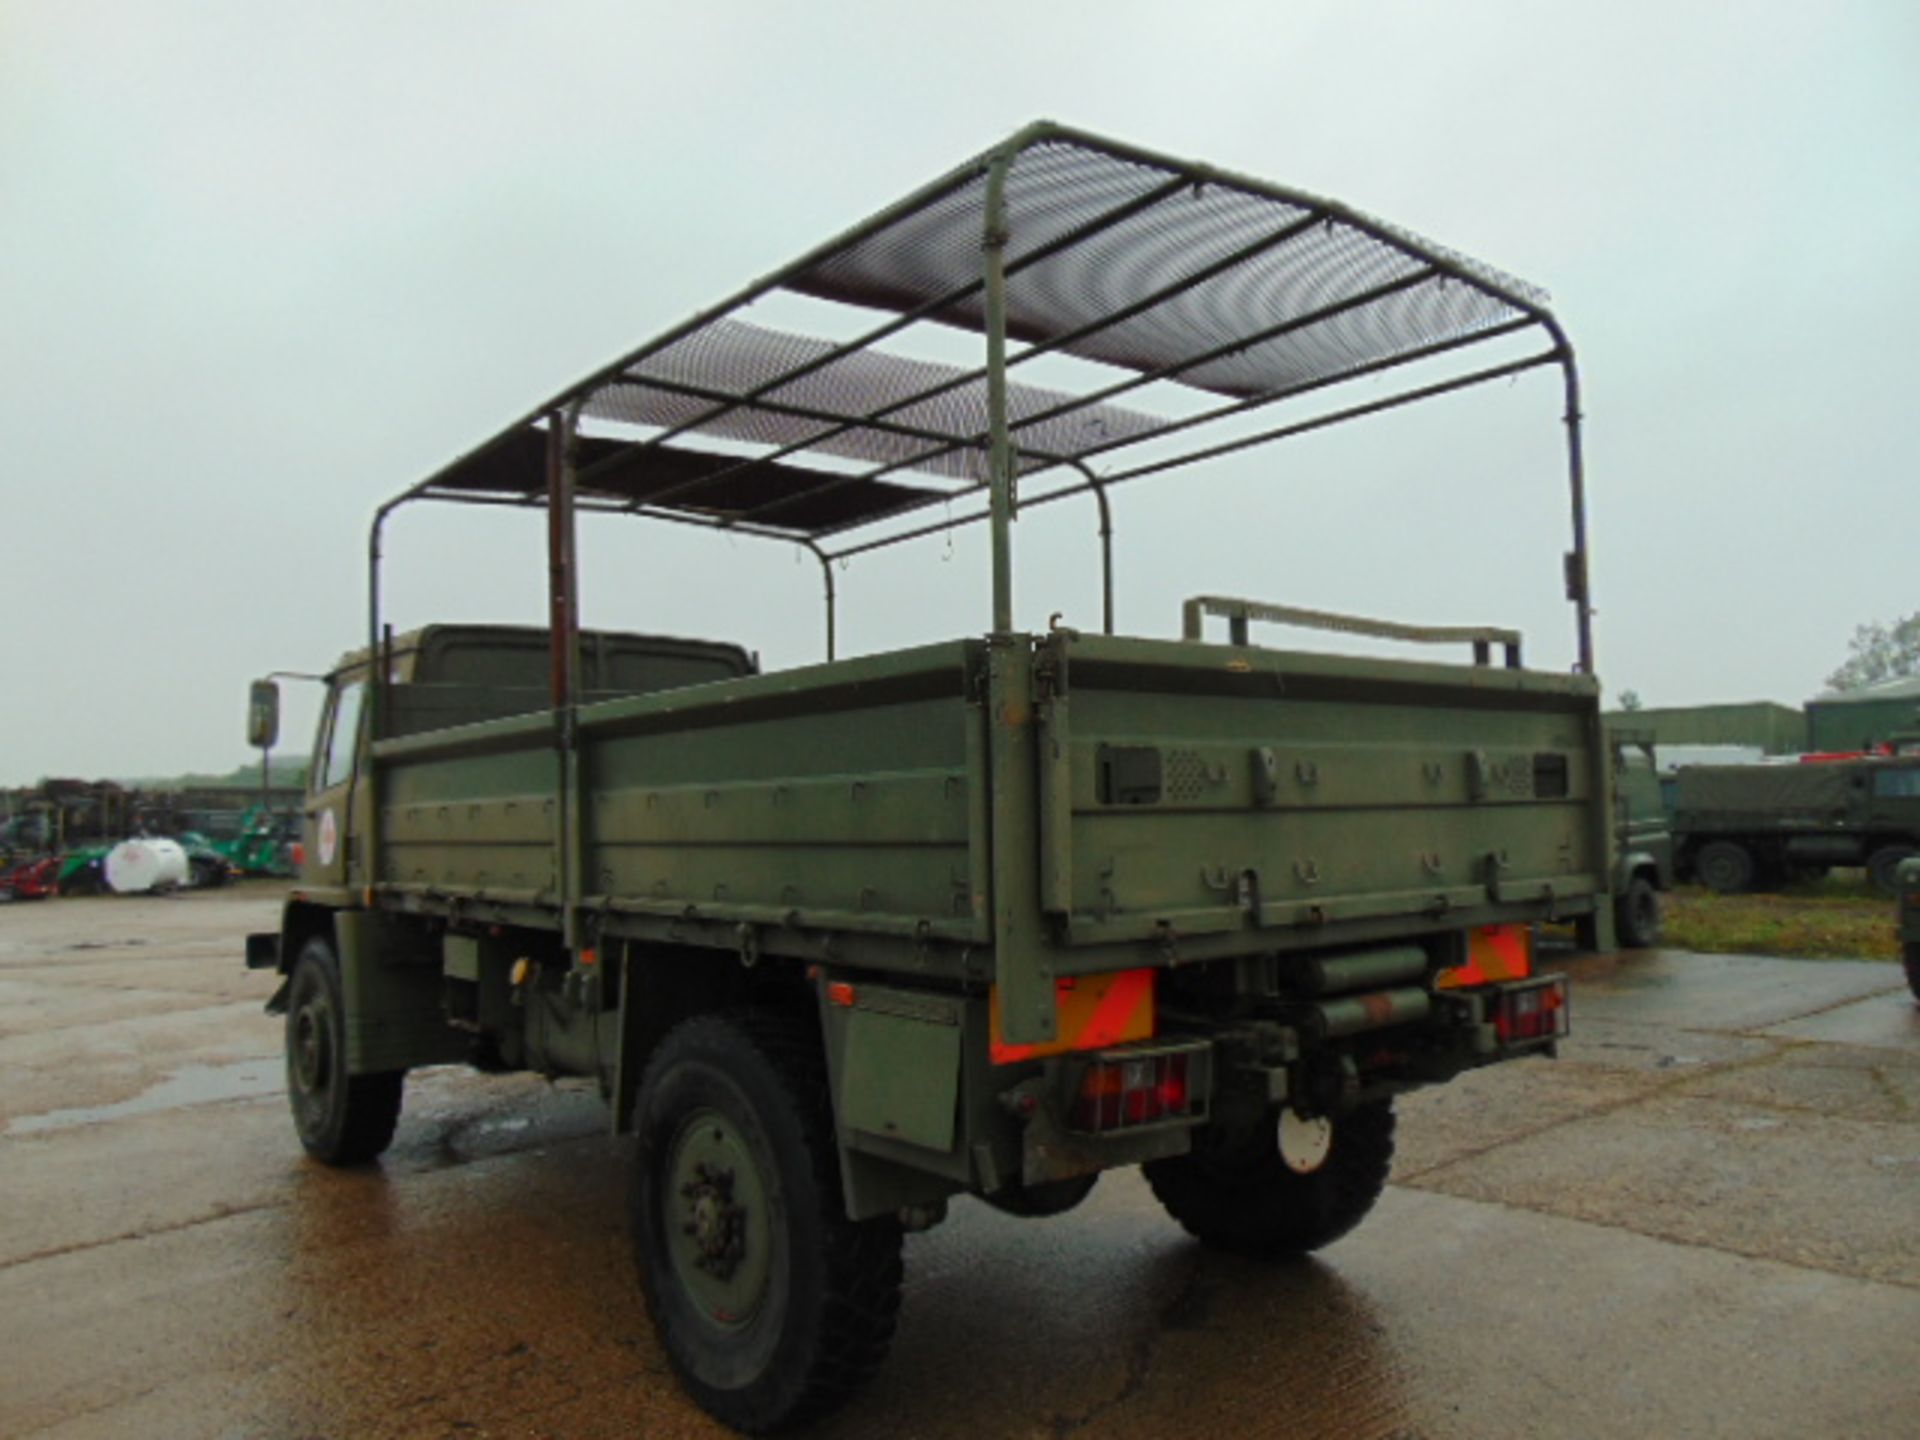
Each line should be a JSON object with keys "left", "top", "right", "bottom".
{"left": 1070, "top": 461, "right": 1115, "bottom": 635}
{"left": 367, "top": 488, "right": 426, "bottom": 740}
{"left": 546, "top": 409, "right": 581, "bottom": 712}
{"left": 547, "top": 404, "right": 585, "bottom": 949}
{"left": 1544, "top": 322, "right": 1594, "bottom": 675}
{"left": 803, "top": 540, "right": 837, "bottom": 661}
{"left": 983, "top": 149, "right": 1016, "bottom": 636}
{"left": 362, "top": 486, "right": 431, "bottom": 903}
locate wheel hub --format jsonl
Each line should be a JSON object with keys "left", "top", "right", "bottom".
{"left": 664, "top": 1110, "right": 773, "bottom": 1327}
{"left": 293, "top": 1002, "right": 329, "bottom": 1094}
{"left": 1279, "top": 1109, "right": 1334, "bottom": 1174}
{"left": 680, "top": 1162, "right": 748, "bottom": 1279}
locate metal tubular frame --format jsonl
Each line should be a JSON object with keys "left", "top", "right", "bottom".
{"left": 732, "top": 262, "right": 1442, "bottom": 533}
{"left": 804, "top": 313, "right": 1544, "bottom": 551}
{"left": 366, "top": 120, "right": 1595, "bottom": 736}
{"left": 598, "top": 370, "right": 1078, "bottom": 472}
{"left": 577, "top": 172, "right": 1199, "bottom": 501}
{"left": 629, "top": 203, "right": 1337, "bottom": 523}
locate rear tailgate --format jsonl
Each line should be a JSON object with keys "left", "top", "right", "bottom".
{"left": 1033, "top": 633, "right": 1608, "bottom": 953}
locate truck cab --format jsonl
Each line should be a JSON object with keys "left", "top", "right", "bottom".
{"left": 298, "top": 625, "right": 754, "bottom": 894}
{"left": 1610, "top": 730, "right": 1673, "bottom": 947}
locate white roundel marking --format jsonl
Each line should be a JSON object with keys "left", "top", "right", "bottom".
{"left": 1279, "top": 1110, "right": 1334, "bottom": 1174}
{"left": 318, "top": 809, "right": 338, "bottom": 867}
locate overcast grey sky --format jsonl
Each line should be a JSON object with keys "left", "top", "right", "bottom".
{"left": 2, "top": 1, "right": 1915, "bottom": 783}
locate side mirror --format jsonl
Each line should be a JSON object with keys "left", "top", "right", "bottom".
{"left": 247, "top": 679, "right": 281, "bottom": 750}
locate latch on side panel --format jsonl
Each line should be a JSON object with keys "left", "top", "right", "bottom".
{"left": 1252, "top": 746, "right": 1280, "bottom": 806}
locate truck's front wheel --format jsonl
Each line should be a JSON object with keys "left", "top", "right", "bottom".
{"left": 1143, "top": 1100, "right": 1395, "bottom": 1257}
{"left": 1867, "top": 845, "right": 1917, "bottom": 895}
{"left": 1615, "top": 876, "right": 1663, "bottom": 949}
{"left": 285, "top": 936, "right": 404, "bottom": 1164}
{"left": 1694, "top": 841, "right": 1756, "bottom": 894}
{"left": 631, "top": 1013, "right": 903, "bottom": 1434}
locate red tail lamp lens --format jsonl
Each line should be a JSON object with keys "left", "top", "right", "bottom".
{"left": 1072, "top": 1052, "right": 1194, "bottom": 1132}
{"left": 1494, "top": 978, "right": 1569, "bottom": 1044}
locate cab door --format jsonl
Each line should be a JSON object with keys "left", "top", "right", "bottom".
{"left": 1866, "top": 765, "right": 1920, "bottom": 832}
{"left": 303, "top": 674, "right": 367, "bottom": 889}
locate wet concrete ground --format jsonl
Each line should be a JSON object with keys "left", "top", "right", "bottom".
{"left": 2, "top": 887, "right": 1916, "bottom": 1438}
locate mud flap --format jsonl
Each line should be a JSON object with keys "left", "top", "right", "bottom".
{"left": 818, "top": 979, "right": 969, "bottom": 1221}
{"left": 335, "top": 911, "right": 467, "bottom": 1074}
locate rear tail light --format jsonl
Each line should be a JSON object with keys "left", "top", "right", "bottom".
{"left": 1493, "top": 976, "right": 1569, "bottom": 1045}
{"left": 1068, "top": 1041, "right": 1210, "bottom": 1134}
{"left": 1437, "top": 924, "right": 1533, "bottom": 989}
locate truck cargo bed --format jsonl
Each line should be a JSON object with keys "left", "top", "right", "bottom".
{"left": 367, "top": 632, "right": 1606, "bottom": 979}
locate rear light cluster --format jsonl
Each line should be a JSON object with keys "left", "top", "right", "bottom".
{"left": 1493, "top": 976, "right": 1569, "bottom": 1046}
{"left": 1068, "top": 1042, "right": 1209, "bottom": 1134}
{"left": 1436, "top": 923, "right": 1533, "bottom": 990}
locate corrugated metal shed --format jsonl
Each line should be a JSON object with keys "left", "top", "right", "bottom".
{"left": 1603, "top": 701, "right": 1805, "bottom": 755}
{"left": 1806, "top": 675, "right": 1920, "bottom": 751}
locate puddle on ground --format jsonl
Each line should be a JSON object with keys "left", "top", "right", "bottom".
{"left": 7, "top": 1058, "right": 282, "bottom": 1135}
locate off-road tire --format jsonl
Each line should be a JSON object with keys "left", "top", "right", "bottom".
{"left": 983, "top": 1173, "right": 1099, "bottom": 1218}
{"left": 1694, "top": 841, "right": 1756, "bottom": 895}
{"left": 1615, "top": 876, "right": 1663, "bottom": 949}
{"left": 1867, "top": 845, "right": 1916, "bottom": 895}
{"left": 285, "top": 936, "right": 404, "bottom": 1165}
{"left": 631, "top": 1012, "right": 903, "bottom": 1434}
{"left": 1903, "top": 944, "right": 1920, "bottom": 1005}
{"left": 1143, "top": 1099, "right": 1395, "bottom": 1258}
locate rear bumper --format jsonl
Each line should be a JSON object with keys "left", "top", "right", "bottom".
{"left": 1436, "top": 973, "right": 1572, "bottom": 1061}
{"left": 1017, "top": 973, "right": 1569, "bottom": 1182}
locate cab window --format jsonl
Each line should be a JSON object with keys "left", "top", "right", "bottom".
{"left": 1871, "top": 768, "right": 1920, "bottom": 799}
{"left": 319, "top": 680, "right": 367, "bottom": 791}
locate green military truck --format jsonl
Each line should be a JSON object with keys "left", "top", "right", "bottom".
{"left": 1610, "top": 730, "right": 1672, "bottom": 947}
{"left": 245, "top": 125, "right": 1610, "bottom": 1433}
{"left": 1672, "top": 757, "right": 1920, "bottom": 893}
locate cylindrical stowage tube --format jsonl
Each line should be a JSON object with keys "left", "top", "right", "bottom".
{"left": 1783, "top": 836, "right": 1863, "bottom": 864}
{"left": 1293, "top": 987, "right": 1432, "bottom": 1040}
{"left": 1299, "top": 946, "right": 1429, "bottom": 996}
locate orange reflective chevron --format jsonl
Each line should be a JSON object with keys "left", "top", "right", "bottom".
{"left": 990, "top": 967, "right": 1155, "bottom": 1065}
{"left": 1436, "top": 924, "right": 1533, "bottom": 990}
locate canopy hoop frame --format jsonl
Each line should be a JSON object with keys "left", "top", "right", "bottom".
{"left": 375, "top": 121, "right": 1592, "bottom": 682}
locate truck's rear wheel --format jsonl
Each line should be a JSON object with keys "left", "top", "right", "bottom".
{"left": 1143, "top": 1099, "right": 1395, "bottom": 1257}
{"left": 983, "top": 1173, "right": 1099, "bottom": 1218}
{"left": 285, "top": 936, "right": 404, "bottom": 1165}
{"left": 1615, "top": 876, "right": 1663, "bottom": 949}
{"left": 631, "top": 1013, "right": 903, "bottom": 1434}
{"left": 1904, "top": 945, "right": 1920, "bottom": 1005}
{"left": 1694, "top": 841, "right": 1755, "bottom": 894}
{"left": 1867, "top": 846, "right": 1916, "bottom": 895}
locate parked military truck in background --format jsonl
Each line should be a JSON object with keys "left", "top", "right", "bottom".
{"left": 1610, "top": 730, "right": 1671, "bottom": 947}
{"left": 245, "top": 126, "right": 1611, "bottom": 1432}
{"left": 1673, "top": 757, "right": 1920, "bottom": 893}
